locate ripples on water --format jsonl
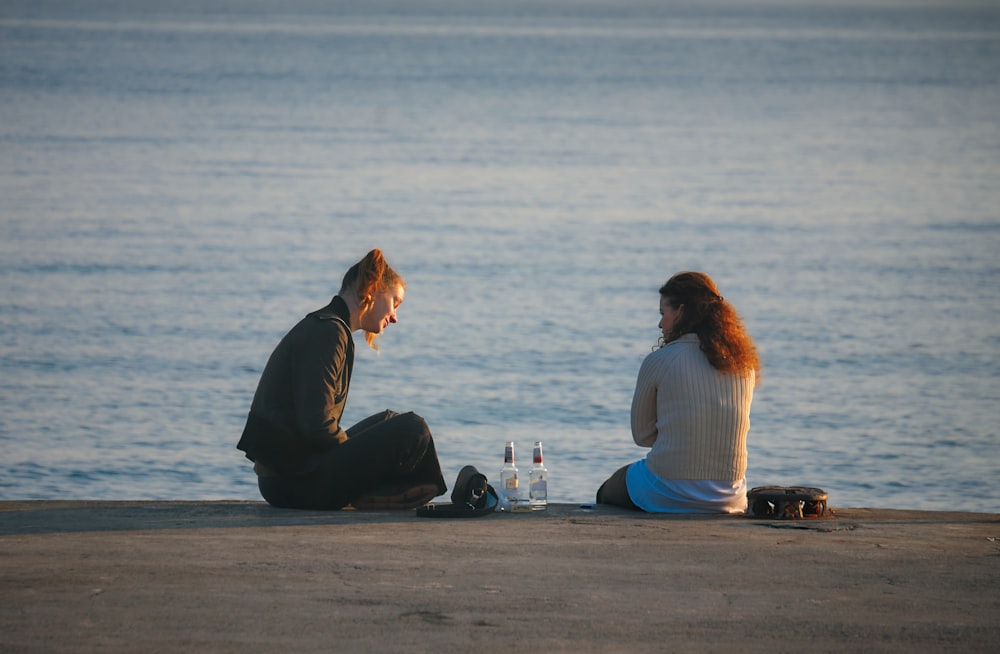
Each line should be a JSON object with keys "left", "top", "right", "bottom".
{"left": 1, "top": 0, "right": 998, "bottom": 511}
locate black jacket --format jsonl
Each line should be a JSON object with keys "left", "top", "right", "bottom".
{"left": 237, "top": 296, "right": 354, "bottom": 476}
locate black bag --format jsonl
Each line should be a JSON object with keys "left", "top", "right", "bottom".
{"left": 415, "top": 465, "right": 498, "bottom": 518}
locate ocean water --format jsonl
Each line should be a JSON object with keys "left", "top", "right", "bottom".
{"left": 1, "top": 0, "right": 998, "bottom": 512}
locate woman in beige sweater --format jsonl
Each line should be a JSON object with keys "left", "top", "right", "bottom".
{"left": 597, "top": 272, "right": 760, "bottom": 513}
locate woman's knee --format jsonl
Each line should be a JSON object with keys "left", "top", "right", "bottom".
{"left": 597, "top": 464, "right": 639, "bottom": 510}
{"left": 392, "top": 411, "right": 431, "bottom": 439}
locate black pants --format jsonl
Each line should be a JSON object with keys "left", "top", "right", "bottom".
{"left": 258, "top": 410, "right": 446, "bottom": 510}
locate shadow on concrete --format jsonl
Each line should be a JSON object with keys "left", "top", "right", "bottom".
{"left": 0, "top": 500, "right": 425, "bottom": 535}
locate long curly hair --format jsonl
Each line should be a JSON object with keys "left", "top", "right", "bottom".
{"left": 339, "top": 248, "right": 405, "bottom": 350}
{"left": 659, "top": 271, "right": 760, "bottom": 381}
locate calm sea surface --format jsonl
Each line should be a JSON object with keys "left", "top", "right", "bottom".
{"left": 2, "top": 0, "right": 998, "bottom": 511}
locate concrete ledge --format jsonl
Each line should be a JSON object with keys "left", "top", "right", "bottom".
{"left": 1, "top": 501, "right": 998, "bottom": 652}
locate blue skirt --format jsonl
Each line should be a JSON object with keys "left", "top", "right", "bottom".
{"left": 626, "top": 459, "right": 747, "bottom": 514}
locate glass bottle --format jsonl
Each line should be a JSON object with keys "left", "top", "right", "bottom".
{"left": 499, "top": 441, "right": 519, "bottom": 507}
{"left": 529, "top": 441, "right": 548, "bottom": 510}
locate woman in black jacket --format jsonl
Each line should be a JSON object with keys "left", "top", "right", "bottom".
{"left": 238, "top": 249, "right": 446, "bottom": 510}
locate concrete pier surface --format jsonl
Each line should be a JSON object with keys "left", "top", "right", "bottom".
{"left": 1, "top": 501, "right": 998, "bottom": 653}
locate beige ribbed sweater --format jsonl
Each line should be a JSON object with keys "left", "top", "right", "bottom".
{"left": 631, "top": 333, "right": 755, "bottom": 481}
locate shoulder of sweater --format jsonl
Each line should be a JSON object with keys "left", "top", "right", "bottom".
{"left": 640, "top": 336, "right": 712, "bottom": 382}
{"left": 644, "top": 334, "right": 699, "bottom": 361}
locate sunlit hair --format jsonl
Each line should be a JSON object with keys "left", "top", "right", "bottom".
{"left": 658, "top": 271, "right": 760, "bottom": 382}
{"left": 339, "top": 248, "right": 405, "bottom": 350}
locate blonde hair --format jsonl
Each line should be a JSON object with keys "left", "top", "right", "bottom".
{"left": 339, "top": 248, "right": 405, "bottom": 350}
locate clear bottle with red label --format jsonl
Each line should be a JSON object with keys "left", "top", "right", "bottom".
{"left": 499, "top": 441, "right": 519, "bottom": 507}
{"left": 529, "top": 441, "right": 548, "bottom": 510}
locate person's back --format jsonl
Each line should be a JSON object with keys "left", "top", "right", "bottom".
{"left": 632, "top": 333, "right": 754, "bottom": 483}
